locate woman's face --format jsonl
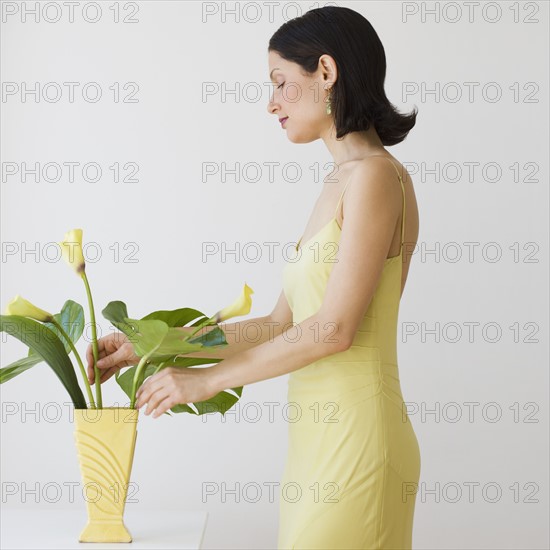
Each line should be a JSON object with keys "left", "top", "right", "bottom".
{"left": 267, "top": 50, "right": 333, "bottom": 143}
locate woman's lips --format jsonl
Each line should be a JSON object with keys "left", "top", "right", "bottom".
{"left": 280, "top": 117, "right": 288, "bottom": 127}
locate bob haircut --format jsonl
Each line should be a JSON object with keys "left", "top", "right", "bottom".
{"left": 268, "top": 6, "right": 417, "bottom": 145}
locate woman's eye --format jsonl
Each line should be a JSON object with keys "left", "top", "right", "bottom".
{"left": 277, "top": 82, "right": 285, "bottom": 89}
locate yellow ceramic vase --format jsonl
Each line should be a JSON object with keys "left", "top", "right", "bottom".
{"left": 74, "top": 407, "right": 139, "bottom": 543}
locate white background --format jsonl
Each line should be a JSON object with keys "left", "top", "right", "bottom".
{"left": 1, "top": 1, "right": 549, "bottom": 548}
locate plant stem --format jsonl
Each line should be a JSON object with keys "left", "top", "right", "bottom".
{"left": 81, "top": 272, "right": 102, "bottom": 408}
{"left": 51, "top": 319, "right": 96, "bottom": 408}
{"left": 188, "top": 317, "right": 215, "bottom": 339}
{"left": 152, "top": 361, "right": 166, "bottom": 375}
{"left": 129, "top": 347, "right": 158, "bottom": 408}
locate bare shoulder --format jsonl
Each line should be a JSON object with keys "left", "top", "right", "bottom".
{"left": 351, "top": 154, "right": 410, "bottom": 185}
{"left": 344, "top": 155, "right": 419, "bottom": 260}
{"left": 342, "top": 155, "right": 407, "bottom": 213}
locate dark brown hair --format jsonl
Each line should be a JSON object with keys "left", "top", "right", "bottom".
{"left": 268, "top": 6, "right": 418, "bottom": 145}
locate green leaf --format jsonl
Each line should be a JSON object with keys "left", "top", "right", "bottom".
{"left": 20, "top": 300, "right": 85, "bottom": 379}
{"left": 104, "top": 301, "right": 227, "bottom": 348}
{"left": 101, "top": 301, "right": 136, "bottom": 340}
{"left": 125, "top": 319, "right": 170, "bottom": 356}
{"left": 140, "top": 307, "right": 228, "bottom": 348}
{"left": 166, "top": 357, "right": 224, "bottom": 367}
{"left": 51, "top": 300, "right": 85, "bottom": 348}
{"left": 102, "top": 301, "right": 218, "bottom": 359}
{"left": 146, "top": 325, "right": 204, "bottom": 356}
{"left": 180, "top": 385, "right": 242, "bottom": 416}
{"left": 105, "top": 301, "right": 245, "bottom": 416}
{"left": 188, "top": 325, "right": 227, "bottom": 347}
{"left": 0, "top": 354, "right": 44, "bottom": 383}
{"left": 0, "top": 315, "right": 87, "bottom": 408}
{"left": 3, "top": 300, "right": 85, "bottom": 385}
{"left": 42, "top": 299, "right": 85, "bottom": 355}
{"left": 140, "top": 307, "right": 206, "bottom": 327}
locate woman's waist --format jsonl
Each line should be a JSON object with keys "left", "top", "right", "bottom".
{"left": 287, "top": 360, "right": 406, "bottom": 413}
{"left": 289, "top": 359, "right": 402, "bottom": 394}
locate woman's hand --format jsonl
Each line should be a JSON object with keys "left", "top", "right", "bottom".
{"left": 135, "top": 366, "right": 220, "bottom": 418}
{"left": 86, "top": 331, "right": 140, "bottom": 385}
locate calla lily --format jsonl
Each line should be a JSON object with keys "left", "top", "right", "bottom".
{"left": 58, "top": 227, "right": 102, "bottom": 406}
{"left": 211, "top": 283, "right": 254, "bottom": 323}
{"left": 59, "top": 228, "right": 85, "bottom": 275}
{"left": 4, "top": 295, "right": 54, "bottom": 323}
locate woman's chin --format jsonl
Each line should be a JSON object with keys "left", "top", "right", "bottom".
{"left": 286, "top": 129, "right": 315, "bottom": 144}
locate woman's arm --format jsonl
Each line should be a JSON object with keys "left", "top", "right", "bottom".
{"left": 208, "top": 310, "right": 348, "bottom": 392}
{"left": 135, "top": 309, "right": 348, "bottom": 417}
{"left": 178, "top": 289, "right": 294, "bottom": 360}
{"left": 177, "top": 314, "right": 281, "bottom": 360}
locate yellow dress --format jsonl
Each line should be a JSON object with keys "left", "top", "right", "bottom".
{"left": 278, "top": 156, "right": 421, "bottom": 549}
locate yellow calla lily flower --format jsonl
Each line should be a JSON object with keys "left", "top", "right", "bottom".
{"left": 4, "top": 294, "right": 54, "bottom": 322}
{"left": 212, "top": 283, "right": 254, "bottom": 323}
{"left": 59, "top": 228, "right": 85, "bottom": 275}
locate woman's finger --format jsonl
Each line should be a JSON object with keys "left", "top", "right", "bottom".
{"left": 136, "top": 375, "right": 166, "bottom": 408}
{"left": 89, "top": 363, "right": 119, "bottom": 384}
{"left": 99, "top": 366, "right": 120, "bottom": 384}
{"left": 87, "top": 348, "right": 108, "bottom": 380}
{"left": 86, "top": 343, "right": 93, "bottom": 371}
{"left": 143, "top": 385, "right": 170, "bottom": 416}
{"left": 135, "top": 373, "right": 157, "bottom": 399}
{"left": 151, "top": 395, "right": 174, "bottom": 418}
{"left": 95, "top": 347, "right": 126, "bottom": 370}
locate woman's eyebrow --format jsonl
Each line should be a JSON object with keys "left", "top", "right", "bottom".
{"left": 269, "top": 67, "right": 281, "bottom": 79}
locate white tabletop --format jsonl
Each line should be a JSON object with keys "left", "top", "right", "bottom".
{"left": 0, "top": 508, "right": 208, "bottom": 550}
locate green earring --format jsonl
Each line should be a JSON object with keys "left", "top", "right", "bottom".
{"left": 326, "top": 87, "right": 333, "bottom": 115}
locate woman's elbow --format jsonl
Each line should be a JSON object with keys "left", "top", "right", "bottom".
{"left": 311, "top": 313, "right": 354, "bottom": 353}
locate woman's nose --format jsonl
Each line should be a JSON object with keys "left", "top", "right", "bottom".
{"left": 267, "top": 94, "right": 278, "bottom": 115}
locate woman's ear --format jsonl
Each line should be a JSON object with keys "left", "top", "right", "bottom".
{"left": 318, "top": 53, "right": 338, "bottom": 85}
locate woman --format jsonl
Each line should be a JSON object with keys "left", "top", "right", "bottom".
{"left": 87, "top": 6, "right": 421, "bottom": 549}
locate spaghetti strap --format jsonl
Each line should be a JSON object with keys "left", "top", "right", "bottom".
{"left": 380, "top": 157, "right": 406, "bottom": 255}
{"left": 333, "top": 177, "right": 353, "bottom": 218}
